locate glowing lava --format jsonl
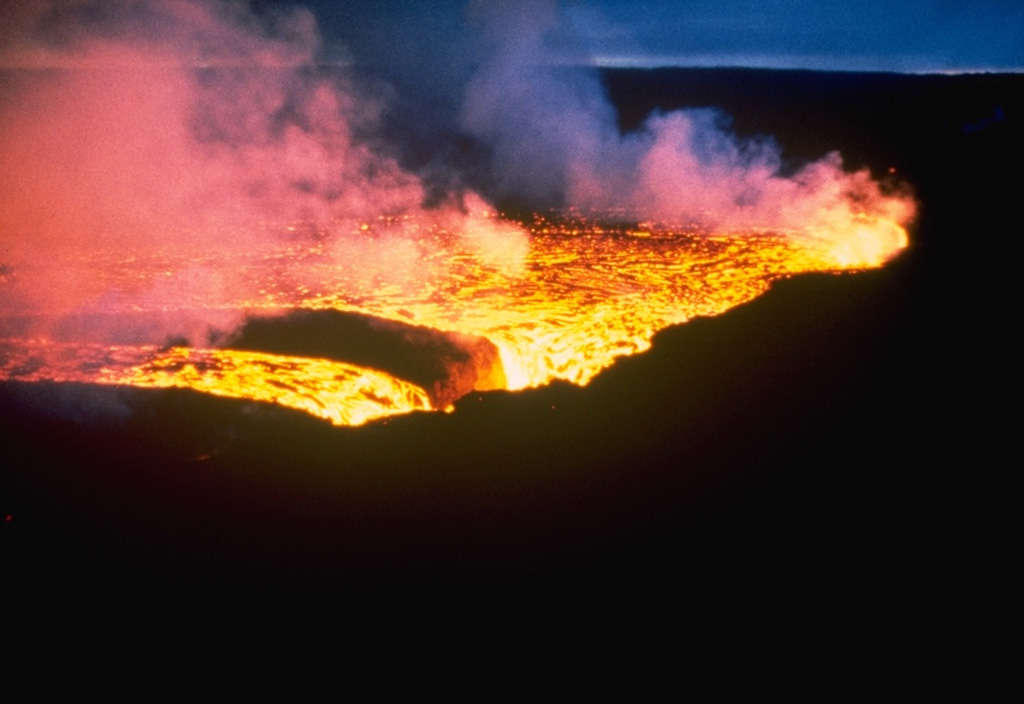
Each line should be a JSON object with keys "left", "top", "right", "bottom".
{"left": 0, "top": 210, "right": 908, "bottom": 425}
{"left": 0, "top": 340, "right": 432, "bottom": 426}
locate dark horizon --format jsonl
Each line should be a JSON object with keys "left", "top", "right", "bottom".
{"left": 298, "top": 0, "right": 1024, "bottom": 76}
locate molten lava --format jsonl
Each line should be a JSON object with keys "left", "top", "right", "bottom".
{"left": 0, "top": 340, "right": 432, "bottom": 426}
{"left": 0, "top": 210, "right": 908, "bottom": 426}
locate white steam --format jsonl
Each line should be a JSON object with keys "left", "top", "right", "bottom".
{"left": 460, "top": 0, "right": 915, "bottom": 231}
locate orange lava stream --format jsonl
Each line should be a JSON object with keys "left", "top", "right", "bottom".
{"left": 265, "top": 213, "right": 907, "bottom": 390}
{"left": 0, "top": 340, "right": 432, "bottom": 426}
{"left": 0, "top": 212, "right": 907, "bottom": 425}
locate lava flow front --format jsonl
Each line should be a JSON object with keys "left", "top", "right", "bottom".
{"left": 0, "top": 209, "right": 908, "bottom": 426}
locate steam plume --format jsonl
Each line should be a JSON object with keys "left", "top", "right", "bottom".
{"left": 459, "top": 0, "right": 915, "bottom": 232}
{"left": 0, "top": 0, "right": 915, "bottom": 345}
{"left": 0, "top": 0, "right": 525, "bottom": 341}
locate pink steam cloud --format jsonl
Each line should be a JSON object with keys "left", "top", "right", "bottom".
{"left": 0, "top": 0, "right": 916, "bottom": 343}
{"left": 0, "top": 0, "right": 527, "bottom": 339}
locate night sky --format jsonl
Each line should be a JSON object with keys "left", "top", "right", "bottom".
{"left": 300, "top": 0, "right": 1024, "bottom": 74}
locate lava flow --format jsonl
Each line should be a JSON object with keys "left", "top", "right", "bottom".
{"left": 0, "top": 209, "right": 908, "bottom": 426}
{"left": 0, "top": 0, "right": 917, "bottom": 428}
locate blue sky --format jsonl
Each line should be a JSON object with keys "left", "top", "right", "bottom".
{"left": 305, "top": 0, "right": 1024, "bottom": 74}
{"left": 566, "top": 0, "right": 1024, "bottom": 72}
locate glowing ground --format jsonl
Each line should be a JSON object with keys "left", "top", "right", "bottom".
{"left": 0, "top": 211, "right": 907, "bottom": 426}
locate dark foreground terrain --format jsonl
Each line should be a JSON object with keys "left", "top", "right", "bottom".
{"left": 2, "top": 69, "right": 1018, "bottom": 616}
